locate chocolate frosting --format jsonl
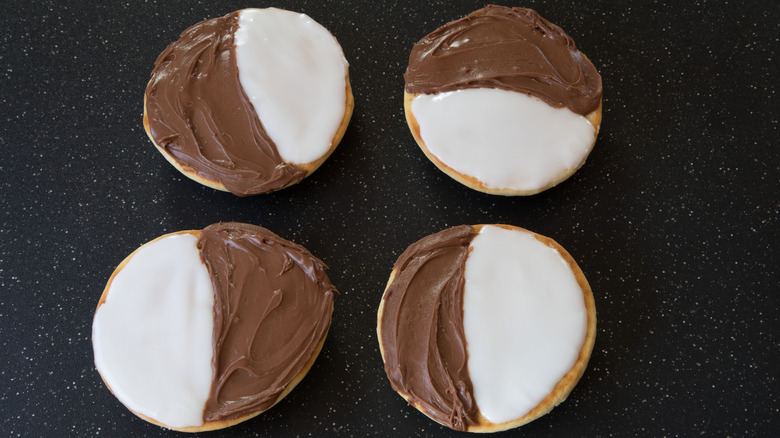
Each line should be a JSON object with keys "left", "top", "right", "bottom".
{"left": 198, "top": 223, "right": 335, "bottom": 422}
{"left": 379, "top": 225, "right": 479, "bottom": 431}
{"left": 145, "top": 12, "right": 306, "bottom": 196}
{"left": 404, "top": 5, "right": 602, "bottom": 116}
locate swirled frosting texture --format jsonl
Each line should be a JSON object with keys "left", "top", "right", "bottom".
{"left": 198, "top": 223, "right": 335, "bottom": 422}
{"left": 379, "top": 225, "right": 479, "bottom": 431}
{"left": 404, "top": 5, "right": 602, "bottom": 116}
{"left": 144, "top": 12, "right": 306, "bottom": 196}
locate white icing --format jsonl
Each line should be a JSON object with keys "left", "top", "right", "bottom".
{"left": 463, "top": 225, "right": 587, "bottom": 424}
{"left": 92, "top": 234, "right": 214, "bottom": 428}
{"left": 235, "top": 8, "right": 348, "bottom": 165}
{"left": 411, "top": 88, "right": 596, "bottom": 191}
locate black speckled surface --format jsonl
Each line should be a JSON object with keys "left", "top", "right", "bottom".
{"left": 1, "top": 1, "right": 778, "bottom": 436}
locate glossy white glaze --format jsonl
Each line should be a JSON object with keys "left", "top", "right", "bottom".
{"left": 412, "top": 88, "right": 595, "bottom": 191}
{"left": 92, "top": 234, "right": 214, "bottom": 428}
{"left": 235, "top": 8, "right": 348, "bottom": 164}
{"left": 463, "top": 225, "right": 587, "bottom": 423}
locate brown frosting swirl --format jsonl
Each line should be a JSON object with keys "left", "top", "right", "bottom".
{"left": 144, "top": 12, "right": 306, "bottom": 196}
{"left": 198, "top": 222, "right": 335, "bottom": 422}
{"left": 379, "top": 225, "right": 479, "bottom": 431}
{"left": 404, "top": 5, "right": 602, "bottom": 116}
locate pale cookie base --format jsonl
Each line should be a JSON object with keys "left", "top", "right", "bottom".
{"left": 404, "top": 91, "right": 602, "bottom": 196}
{"left": 143, "top": 77, "right": 354, "bottom": 195}
{"left": 377, "top": 224, "right": 597, "bottom": 433}
{"left": 94, "top": 230, "right": 334, "bottom": 432}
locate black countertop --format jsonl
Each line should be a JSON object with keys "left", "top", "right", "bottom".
{"left": 2, "top": 1, "right": 777, "bottom": 436}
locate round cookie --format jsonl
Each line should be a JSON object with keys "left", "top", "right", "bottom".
{"left": 92, "top": 223, "right": 336, "bottom": 431}
{"left": 377, "top": 224, "right": 596, "bottom": 432}
{"left": 144, "top": 8, "right": 354, "bottom": 196}
{"left": 403, "top": 6, "right": 603, "bottom": 196}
